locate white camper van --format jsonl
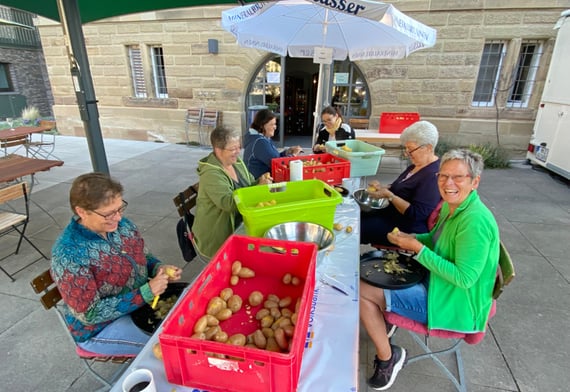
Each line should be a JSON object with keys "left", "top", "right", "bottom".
{"left": 526, "top": 10, "right": 570, "bottom": 180}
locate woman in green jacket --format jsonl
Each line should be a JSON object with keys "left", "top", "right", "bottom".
{"left": 192, "top": 126, "right": 272, "bottom": 258}
{"left": 360, "top": 149, "right": 500, "bottom": 391}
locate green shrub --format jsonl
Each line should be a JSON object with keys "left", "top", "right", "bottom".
{"left": 435, "top": 139, "right": 510, "bottom": 169}
{"left": 467, "top": 143, "right": 510, "bottom": 168}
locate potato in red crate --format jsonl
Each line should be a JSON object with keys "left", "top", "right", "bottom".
{"left": 271, "top": 153, "right": 350, "bottom": 185}
{"left": 159, "top": 235, "right": 318, "bottom": 392}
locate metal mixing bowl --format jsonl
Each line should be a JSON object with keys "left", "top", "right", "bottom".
{"left": 353, "top": 188, "right": 390, "bottom": 213}
{"left": 263, "top": 221, "right": 335, "bottom": 251}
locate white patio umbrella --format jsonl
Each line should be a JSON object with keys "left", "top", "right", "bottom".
{"left": 222, "top": 0, "right": 437, "bottom": 142}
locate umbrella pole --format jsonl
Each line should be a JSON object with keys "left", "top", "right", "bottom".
{"left": 57, "top": 0, "right": 110, "bottom": 174}
{"left": 312, "top": 62, "right": 332, "bottom": 146}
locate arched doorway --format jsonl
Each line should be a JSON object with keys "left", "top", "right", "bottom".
{"left": 246, "top": 56, "right": 370, "bottom": 147}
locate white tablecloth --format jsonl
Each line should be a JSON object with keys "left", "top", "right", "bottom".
{"left": 111, "top": 198, "right": 360, "bottom": 392}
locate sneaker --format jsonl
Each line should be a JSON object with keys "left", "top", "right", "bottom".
{"left": 386, "top": 322, "right": 397, "bottom": 339}
{"left": 368, "top": 345, "right": 407, "bottom": 390}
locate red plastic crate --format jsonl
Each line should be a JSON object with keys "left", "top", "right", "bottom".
{"left": 159, "top": 235, "right": 318, "bottom": 392}
{"left": 271, "top": 153, "right": 350, "bottom": 185}
{"left": 379, "top": 112, "right": 420, "bottom": 134}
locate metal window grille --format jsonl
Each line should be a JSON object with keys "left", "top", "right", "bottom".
{"left": 507, "top": 41, "right": 543, "bottom": 108}
{"left": 472, "top": 41, "right": 506, "bottom": 107}
{"left": 128, "top": 45, "right": 147, "bottom": 98}
{"left": 151, "top": 46, "right": 168, "bottom": 98}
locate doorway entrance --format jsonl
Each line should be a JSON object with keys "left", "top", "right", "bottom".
{"left": 246, "top": 56, "right": 370, "bottom": 148}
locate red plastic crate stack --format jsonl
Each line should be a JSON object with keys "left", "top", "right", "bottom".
{"left": 271, "top": 153, "right": 350, "bottom": 185}
{"left": 379, "top": 112, "right": 420, "bottom": 134}
{"left": 159, "top": 235, "right": 318, "bottom": 392}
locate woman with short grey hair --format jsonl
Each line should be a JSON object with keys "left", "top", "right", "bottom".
{"left": 400, "top": 120, "right": 439, "bottom": 149}
{"left": 440, "top": 148, "right": 484, "bottom": 178}
{"left": 193, "top": 126, "right": 273, "bottom": 258}
{"left": 361, "top": 120, "right": 442, "bottom": 246}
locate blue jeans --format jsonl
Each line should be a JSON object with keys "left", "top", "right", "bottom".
{"left": 385, "top": 279, "right": 428, "bottom": 324}
{"left": 77, "top": 315, "right": 149, "bottom": 355}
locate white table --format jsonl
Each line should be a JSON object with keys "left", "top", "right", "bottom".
{"left": 355, "top": 129, "right": 401, "bottom": 145}
{"left": 111, "top": 199, "right": 361, "bottom": 392}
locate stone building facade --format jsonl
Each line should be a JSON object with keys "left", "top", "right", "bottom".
{"left": 0, "top": 7, "right": 53, "bottom": 119}
{"left": 34, "top": 2, "right": 570, "bottom": 153}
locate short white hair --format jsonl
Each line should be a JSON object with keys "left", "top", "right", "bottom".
{"left": 400, "top": 120, "right": 439, "bottom": 148}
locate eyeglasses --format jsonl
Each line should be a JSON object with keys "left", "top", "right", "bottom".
{"left": 436, "top": 173, "right": 472, "bottom": 183}
{"left": 223, "top": 145, "right": 241, "bottom": 152}
{"left": 403, "top": 144, "right": 425, "bottom": 156}
{"left": 91, "top": 200, "right": 128, "bottom": 220}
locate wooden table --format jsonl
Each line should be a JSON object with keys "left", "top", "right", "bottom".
{"left": 0, "top": 125, "right": 55, "bottom": 157}
{"left": 0, "top": 154, "right": 64, "bottom": 184}
{"left": 0, "top": 125, "right": 53, "bottom": 141}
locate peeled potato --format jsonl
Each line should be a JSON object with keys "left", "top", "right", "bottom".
{"left": 152, "top": 342, "right": 163, "bottom": 360}
{"left": 164, "top": 266, "right": 177, "bottom": 278}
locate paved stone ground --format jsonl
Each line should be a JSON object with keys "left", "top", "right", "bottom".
{"left": 1, "top": 135, "right": 569, "bottom": 391}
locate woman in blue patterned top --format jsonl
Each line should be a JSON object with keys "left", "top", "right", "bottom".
{"left": 51, "top": 173, "right": 182, "bottom": 355}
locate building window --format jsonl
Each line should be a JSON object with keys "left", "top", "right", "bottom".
{"left": 128, "top": 45, "right": 147, "bottom": 98}
{"left": 507, "top": 41, "right": 543, "bottom": 108}
{"left": 151, "top": 46, "right": 168, "bottom": 98}
{"left": 0, "top": 63, "right": 14, "bottom": 92}
{"left": 331, "top": 60, "right": 369, "bottom": 119}
{"left": 472, "top": 41, "right": 505, "bottom": 107}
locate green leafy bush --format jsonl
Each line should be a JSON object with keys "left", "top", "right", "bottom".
{"left": 435, "top": 139, "right": 510, "bottom": 169}
{"left": 467, "top": 143, "right": 510, "bottom": 169}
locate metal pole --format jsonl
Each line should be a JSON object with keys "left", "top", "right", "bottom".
{"left": 278, "top": 55, "right": 286, "bottom": 148}
{"left": 57, "top": 0, "right": 109, "bottom": 174}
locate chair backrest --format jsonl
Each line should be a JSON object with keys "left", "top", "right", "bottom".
{"left": 39, "top": 120, "right": 57, "bottom": 131}
{"left": 173, "top": 182, "right": 199, "bottom": 218}
{"left": 0, "top": 182, "right": 28, "bottom": 205}
{"left": 348, "top": 118, "right": 369, "bottom": 130}
{"left": 186, "top": 107, "right": 202, "bottom": 124}
{"left": 1, "top": 134, "right": 29, "bottom": 150}
{"left": 30, "top": 269, "right": 62, "bottom": 311}
{"left": 493, "top": 241, "right": 515, "bottom": 299}
{"left": 201, "top": 109, "right": 219, "bottom": 127}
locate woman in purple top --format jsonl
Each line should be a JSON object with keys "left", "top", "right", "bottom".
{"left": 360, "top": 121, "right": 441, "bottom": 246}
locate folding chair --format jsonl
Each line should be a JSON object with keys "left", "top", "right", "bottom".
{"left": 383, "top": 241, "right": 515, "bottom": 392}
{"left": 199, "top": 109, "right": 220, "bottom": 147}
{"left": 173, "top": 182, "right": 210, "bottom": 264}
{"left": 30, "top": 269, "right": 134, "bottom": 392}
{"left": 185, "top": 107, "right": 203, "bottom": 146}
{"left": 0, "top": 182, "right": 47, "bottom": 281}
{"left": 26, "top": 120, "right": 58, "bottom": 159}
{"left": 348, "top": 117, "right": 370, "bottom": 130}
{"left": 1, "top": 134, "right": 29, "bottom": 156}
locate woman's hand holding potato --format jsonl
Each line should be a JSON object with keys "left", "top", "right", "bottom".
{"left": 148, "top": 268, "right": 169, "bottom": 296}
{"left": 163, "top": 265, "right": 182, "bottom": 281}
{"left": 387, "top": 229, "right": 423, "bottom": 254}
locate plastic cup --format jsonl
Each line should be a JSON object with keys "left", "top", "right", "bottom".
{"left": 122, "top": 368, "right": 157, "bottom": 392}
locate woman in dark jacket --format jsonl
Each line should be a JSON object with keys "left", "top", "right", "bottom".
{"left": 243, "top": 109, "right": 303, "bottom": 178}
{"left": 313, "top": 106, "right": 355, "bottom": 153}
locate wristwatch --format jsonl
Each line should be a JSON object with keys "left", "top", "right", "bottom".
{"left": 388, "top": 194, "right": 394, "bottom": 202}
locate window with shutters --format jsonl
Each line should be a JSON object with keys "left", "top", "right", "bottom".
{"left": 128, "top": 45, "right": 147, "bottom": 98}
{"left": 151, "top": 46, "right": 168, "bottom": 98}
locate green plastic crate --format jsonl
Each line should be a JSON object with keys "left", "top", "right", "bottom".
{"left": 325, "top": 140, "right": 385, "bottom": 177}
{"left": 233, "top": 179, "right": 342, "bottom": 237}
